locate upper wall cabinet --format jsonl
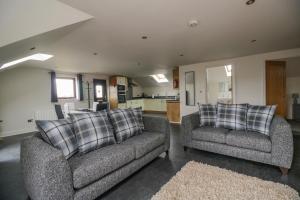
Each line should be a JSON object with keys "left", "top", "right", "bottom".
{"left": 173, "top": 66, "right": 179, "bottom": 89}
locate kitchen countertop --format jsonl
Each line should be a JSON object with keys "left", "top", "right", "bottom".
{"left": 166, "top": 100, "right": 180, "bottom": 103}
{"left": 130, "top": 96, "right": 179, "bottom": 100}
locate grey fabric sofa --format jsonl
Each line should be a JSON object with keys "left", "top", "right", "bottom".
{"left": 182, "top": 112, "right": 294, "bottom": 175}
{"left": 21, "top": 116, "right": 170, "bottom": 200}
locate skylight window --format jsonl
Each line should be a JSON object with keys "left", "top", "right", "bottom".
{"left": 225, "top": 65, "right": 232, "bottom": 77}
{"left": 151, "top": 74, "right": 169, "bottom": 83}
{"left": 1, "top": 53, "right": 53, "bottom": 69}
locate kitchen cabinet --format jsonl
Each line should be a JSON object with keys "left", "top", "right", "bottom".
{"left": 126, "top": 99, "right": 167, "bottom": 112}
{"left": 127, "top": 99, "right": 144, "bottom": 110}
{"left": 144, "top": 99, "right": 166, "bottom": 112}
{"left": 118, "top": 103, "right": 127, "bottom": 109}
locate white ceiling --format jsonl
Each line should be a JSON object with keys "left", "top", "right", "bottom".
{"left": 0, "top": 0, "right": 300, "bottom": 78}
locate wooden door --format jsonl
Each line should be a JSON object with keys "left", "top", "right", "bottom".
{"left": 266, "top": 61, "right": 286, "bottom": 117}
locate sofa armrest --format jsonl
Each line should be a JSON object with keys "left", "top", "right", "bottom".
{"left": 269, "top": 116, "right": 294, "bottom": 168}
{"left": 21, "top": 136, "right": 74, "bottom": 200}
{"left": 143, "top": 115, "right": 170, "bottom": 151}
{"left": 181, "top": 112, "right": 199, "bottom": 147}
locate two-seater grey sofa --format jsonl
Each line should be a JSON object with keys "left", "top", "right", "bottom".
{"left": 182, "top": 112, "right": 294, "bottom": 175}
{"left": 21, "top": 115, "right": 170, "bottom": 200}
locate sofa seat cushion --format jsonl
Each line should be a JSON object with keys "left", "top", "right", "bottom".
{"left": 123, "top": 131, "right": 165, "bottom": 159}
{"left": 192, "top": 127, "right": 228, "bottom": 144}
{"left": 226, "top": 130, "right": 271, "bottom": 153}
{"left": 69, "top": 144, "right": 135, "bottom": 189}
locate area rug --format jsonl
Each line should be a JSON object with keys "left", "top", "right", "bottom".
{"left": 152, "top": 161, "right": 300, "bottom": 200}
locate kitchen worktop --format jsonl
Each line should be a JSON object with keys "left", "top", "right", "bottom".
{"left": 166, "top": 100, "right": 180, "bottom": 103}
{"left": 130, "top": 96, "right": 178, "bottom": 100}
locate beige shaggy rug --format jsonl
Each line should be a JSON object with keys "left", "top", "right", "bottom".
{"left": 152, "top": 161, "right": 300, "bottom": 200}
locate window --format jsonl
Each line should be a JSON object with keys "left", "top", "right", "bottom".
{"left": 56, "top": 78, "right": 76, "bottom": 98}
{"left": 151, "top": 74, "right": 168, "bottom": 83}
{"left": 95, "top": 85, "right": 103, "bottom": 98}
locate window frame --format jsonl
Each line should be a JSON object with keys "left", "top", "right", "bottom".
{"left": 56, "top": 77, "right": 77, "bottom": 99}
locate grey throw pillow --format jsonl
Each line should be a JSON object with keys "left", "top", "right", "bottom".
{"left": 247, "top": 105, "right": 277, "bottom": 135}
{"left": 130, "top": 107, "right": 144, "bottom": 130}
{"left": 198, "top": 104, "right": 216, "bottom": 127}
{"left": 108, "top": 109, "right": 141, "bottom": 143}
{"left": 216, "top": 103, "right": 248, "bottom": 130}
{"left": 36, "top": 119, "right": 78, "bottom": 159}
{"left": 69, "top": 111, "right": 116, "bottom": 154}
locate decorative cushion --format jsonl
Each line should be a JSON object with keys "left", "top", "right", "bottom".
{"left": 216, "top": 103, "right": 248, "bottom": 130}
{"left": 246, "top": 105, "right": 277, "bottom": 135}
{"left": 198, "top": 104, "right": 216, "bottom": 127}
{"left": 69, "top": 111, "right": 116, "bottom": 154}
{"left": 36, "top": 119, "right": 78, "bottom": 159}
{"left": 108, "top": 109, "right": 141, "bottom": 143}
{"left": 131, "top": 107, "right": 144, "bottom": 130}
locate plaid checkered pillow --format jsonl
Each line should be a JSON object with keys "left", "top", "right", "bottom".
{"left": 198, "top": 104, "right": 216, "bottom": 127}
{"left": 36, "top": 119, "right": 78, "bottom": 159}
{"left": 108, "top": 109, "right": 141, "bottom": 143}
{"left": 247, "top": 105, "right": 277, "bottom": 135}
{"left": 130, "top": 107, "right": 144, "bottom": 130}
{"left": 69, "top": 111, "right": 116, "bottom": 154}
{"left": 216, "top": 103, "right": 248, "bottom": 130}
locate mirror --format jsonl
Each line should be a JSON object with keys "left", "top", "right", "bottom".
{"left": 185, "top": 71, "right": 195, "bottom": 106}
{"left": 206, "top": 65, "right": 233, "bottom": 104}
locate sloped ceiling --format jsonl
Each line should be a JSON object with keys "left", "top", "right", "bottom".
{"left": 0, "top": 0, "right": 300, "bottom": 80}
{"left": 0, "top": 0, "right": 92, "bottom": 48}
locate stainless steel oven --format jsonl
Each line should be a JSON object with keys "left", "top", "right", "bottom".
{"left": 117, "top": 85, "right": 126, "bottom": 103}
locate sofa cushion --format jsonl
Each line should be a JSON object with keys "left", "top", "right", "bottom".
{"left": 108, "top": 109, "right": 141, "bottom": 143}
{"left": 192, "top": 127, "right": 228, "bottom": 144}
{"left": 123, "top": 131, "right": 165, "bottom": 159}
{"left": 36, "top": 119, "right": 78, "bottom": 159}
{"left": 216, "top": 103, "right": 248, "bottom": 131}
{"left": 247, "top": 105, "right": 277, "bottom": 135}
{"left": 226, "top": 130, "right": 272, "bottom": 153}
{"left": 130, "top": 107, "right": 145, "bottom": 130}
{"left": 198, "top": 104, "right": 217, "bottom": 127}
{"left": 69, "top": 144, "right": 135, "bottom": 189}
{"left": 69, "top": 111, "right": 116, "bottom": 154}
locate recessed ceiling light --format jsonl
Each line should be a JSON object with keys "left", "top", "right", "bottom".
{"left": 250, "top": 39, "right": 257, "bottom": 43}
{"left": 246, "top": 0, "right": 255, "bottom": 5}
{"left": 141, "top": 36, "right": 148, "bottom": 39}
{"left": 1, "top": 53, "right": 53, "bottom": 69}
{"left": 150, "top": 74, "right": 169, "bottom": 83}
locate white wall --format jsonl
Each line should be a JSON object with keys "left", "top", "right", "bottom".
{"left": 143, "top": 85, "right": 179, "bottom": 97}
{"left": 179, "top": 48, "right": 300, "bottom": 117}
{"left": 0, "top": 66, "right": 109, "bottom": 137}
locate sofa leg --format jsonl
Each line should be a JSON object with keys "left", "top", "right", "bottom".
{"left": 183, "top": 146, "right": 188, "bottom": 151}
{"left": 279, "top": 167, "right": 288, "bottom": 176}
{"left": 165, "top": 150, "right": 169, "bottom": 156}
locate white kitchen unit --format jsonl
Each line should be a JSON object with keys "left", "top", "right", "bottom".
{"left": 142, "top": 99, "right": 167, "bottom": 112}
{"left": 127, "top": 99, "right": 144, "bottom": 110}
{"left": 118, "top": 103, "right": 127, "bottom": 109}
